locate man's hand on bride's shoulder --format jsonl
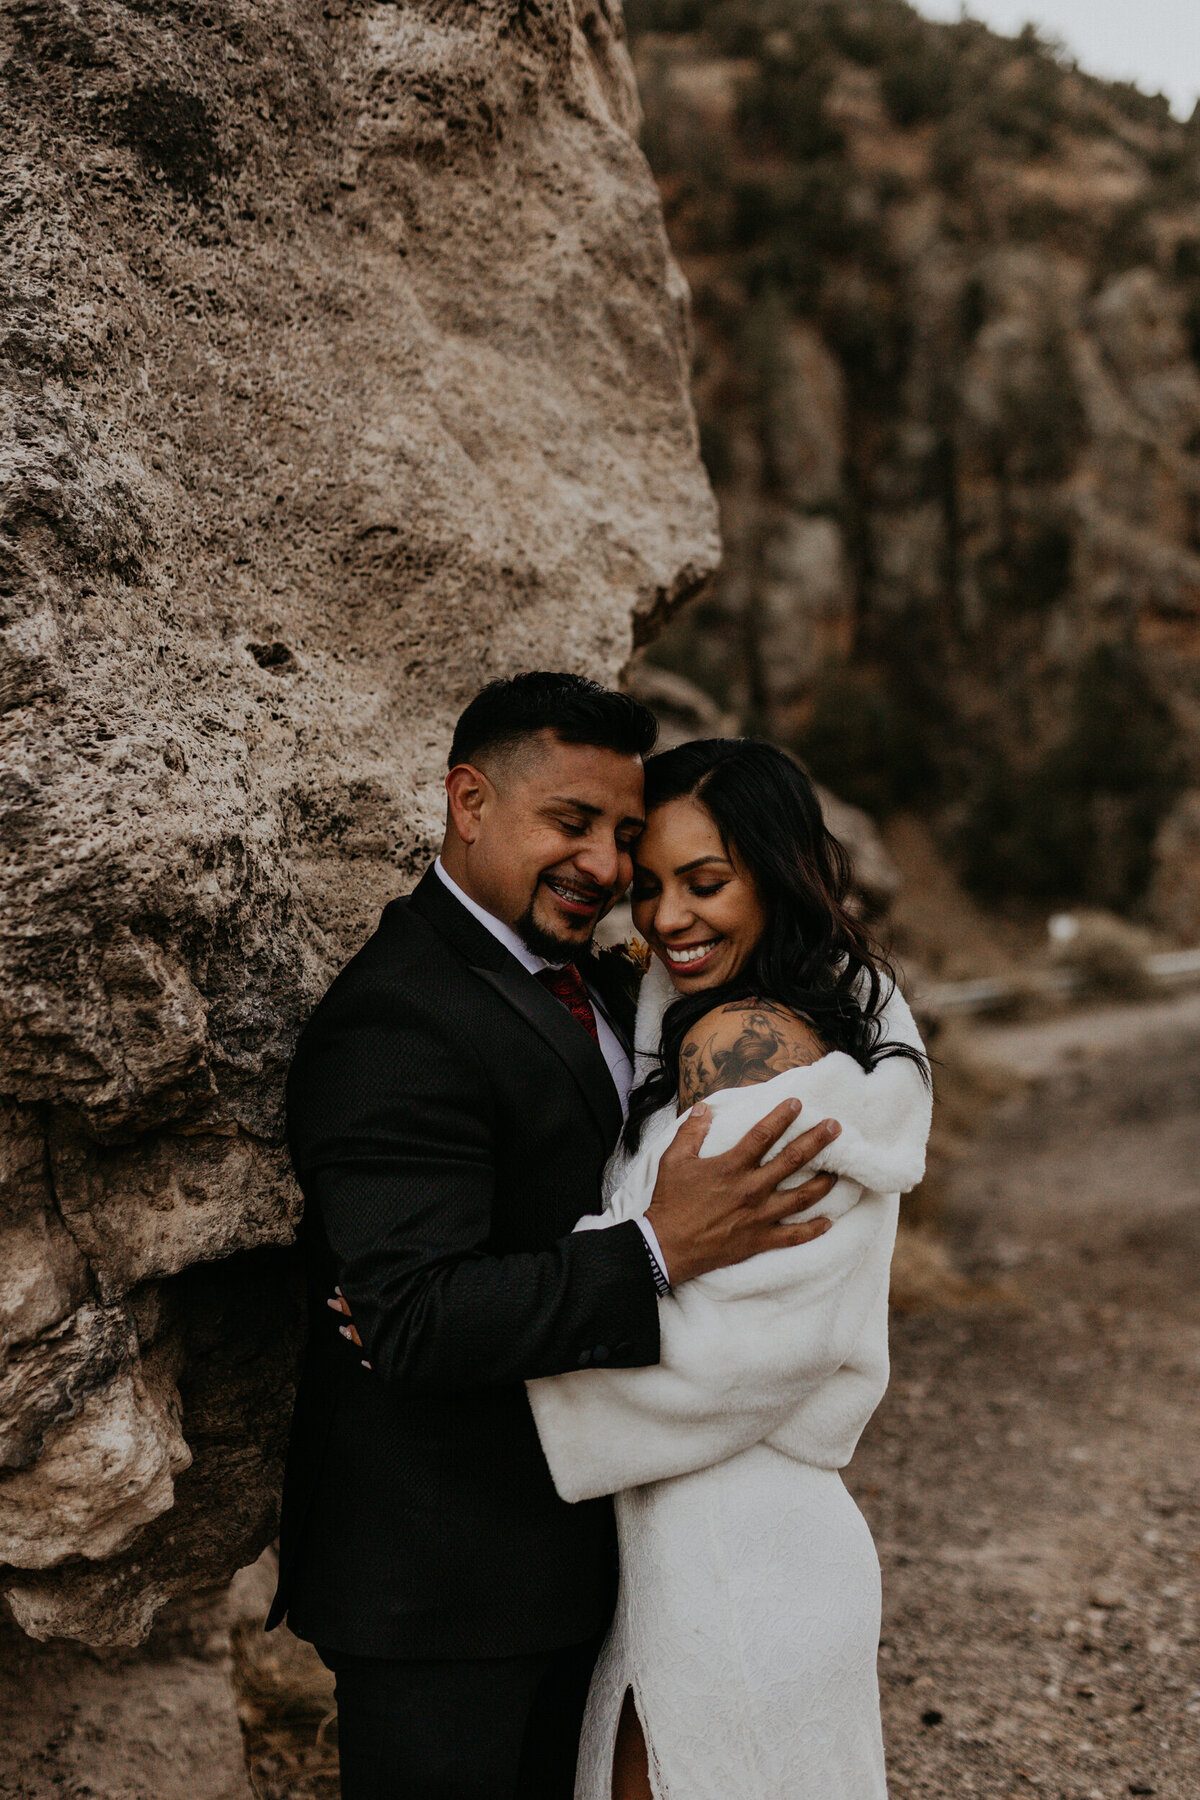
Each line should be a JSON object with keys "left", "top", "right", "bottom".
{"left": 678, "top": 1000, "right": 825, "bottom": 1111}
{"left": 644, "top": 1097, "right": 838, "bottom": 1288}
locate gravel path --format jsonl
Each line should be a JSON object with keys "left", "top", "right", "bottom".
{"left": 850, "top": 999, "right": 1200, "bottom": 1800}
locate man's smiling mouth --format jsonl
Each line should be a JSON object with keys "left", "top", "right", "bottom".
{"left": 541, "top": 874, "right": 605, "bottom": 918}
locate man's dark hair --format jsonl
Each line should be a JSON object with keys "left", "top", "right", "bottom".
{"left": 448, "top": 671, "right": 657, "bottom": 769}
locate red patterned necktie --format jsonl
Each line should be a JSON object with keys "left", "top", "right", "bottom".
{"left": 535, "top": 964, "right": 600, "bottom": 1044}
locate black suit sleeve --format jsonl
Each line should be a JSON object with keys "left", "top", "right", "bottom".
{"left": 287, "top": 1002, "right": 661, "bottom": 1392}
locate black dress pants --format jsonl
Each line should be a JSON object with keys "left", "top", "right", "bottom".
{"left": 316, "top": 1636, "right": 604, "bottom": 1800}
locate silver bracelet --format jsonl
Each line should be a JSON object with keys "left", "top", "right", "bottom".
{"left": 641, "top": 1234, "right": 671, "bottom": 1296}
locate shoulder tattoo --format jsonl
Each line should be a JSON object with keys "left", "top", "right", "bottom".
{"left": 678, "top": 1000, "right": 825, "bottom": 1109}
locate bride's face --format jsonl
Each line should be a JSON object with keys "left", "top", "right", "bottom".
{"left": 630, "top": 796, "right": 768, "bottom": 992}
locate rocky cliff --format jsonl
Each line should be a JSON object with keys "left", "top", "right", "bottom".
{"left": 628, "top": 0, "right": 1200, "bottom": 919}
{"left": 0, "top": 0, "right": 717, "bottom": 1649}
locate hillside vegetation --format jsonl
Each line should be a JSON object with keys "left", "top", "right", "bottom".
{"left": 629, "top": 0, "right": 1200, "bottom": 922}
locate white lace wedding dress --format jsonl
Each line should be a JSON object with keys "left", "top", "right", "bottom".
{"left": 527, "top": 960, "right": 932, "bottom": 1800}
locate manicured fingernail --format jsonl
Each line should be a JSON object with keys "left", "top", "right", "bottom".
{"left": 339, "top": 1325, "right": 352, "bottom": 1340}
{"left": 335, "top": 1285, "right": 343, "bottom": 1295}
{"left": 694, "top": 1102, "right": 710, "bottom": 1118}
{"left": 823, "top": 1120, "right": 840, "bottom": 1139}
{"left": 326, "top": 1297, "right": 342, "bottom": 1311}
{"left": 361, "top": 1360, "right": 372, "bottom": 1370}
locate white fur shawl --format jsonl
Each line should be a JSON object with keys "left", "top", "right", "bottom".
{"left": 527, "top": 957, "right": 932, "bottom": 1503}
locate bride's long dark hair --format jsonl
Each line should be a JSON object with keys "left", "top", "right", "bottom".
{"left": 624, "top": 739, "right": 929, "bottom": 1149}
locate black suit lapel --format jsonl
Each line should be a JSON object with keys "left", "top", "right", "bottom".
{"left": 401, "top": 866, "right": 509, "bottom": 971}
{"left": 474, "top": 964, "right": 624, "bottom": 1147}
{"left": 406, "top": 867, "right": 625, "bottom": 1148}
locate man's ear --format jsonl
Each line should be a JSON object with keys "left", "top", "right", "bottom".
{"left": 445, "top": 762, "right": 489, "bottom": 844}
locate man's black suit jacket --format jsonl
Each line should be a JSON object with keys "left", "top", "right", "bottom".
{"left": 269, "top": 866, "right": 662, "bottom": 1660}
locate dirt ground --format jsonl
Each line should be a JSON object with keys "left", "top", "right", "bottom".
{"left": 233, "top": 991, "right": 1200, "bottom": 1800}
{"left": 850, "top": 994, "right": 1200, "bottom": 1800}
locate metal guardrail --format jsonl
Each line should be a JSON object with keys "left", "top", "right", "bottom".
{"left": 1147, "top": 948, "right": 1200, "bottom": 982}
{"left": 916, "top": 949, "right": 1200, "bottom": 1019}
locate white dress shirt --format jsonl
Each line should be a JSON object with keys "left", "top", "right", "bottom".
{"left": 433, "top": 859, "right": 670, "bottom": 1282}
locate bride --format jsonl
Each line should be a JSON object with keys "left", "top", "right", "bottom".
{"left": 527, "top": 738, "right": 932, "bottom": 1800}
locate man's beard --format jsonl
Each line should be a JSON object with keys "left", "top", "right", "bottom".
{"left": 516, "top": 891, "right": 597, "bottom": 963}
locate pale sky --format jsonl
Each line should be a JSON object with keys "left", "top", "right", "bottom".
{"left": 914, "top": 0, "right": 1200, "bottom": 121}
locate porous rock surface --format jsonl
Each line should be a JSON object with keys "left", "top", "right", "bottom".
{"left": 0, "top": 0, "right": 716, "bottom": 1650}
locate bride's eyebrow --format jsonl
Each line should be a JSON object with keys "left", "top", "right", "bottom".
{"left": 675, "top": 856, "right": 733, "bottom": 875}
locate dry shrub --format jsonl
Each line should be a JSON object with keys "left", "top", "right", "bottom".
{"left": 232, "top": 1620, "right": 336, "bottom": 1730}
{"left": 890, "top": 1020, "right": 1025, "bottom": 1311}
{"left": 890, "top": 1225, "right": 991, "bottom": 1313}
{"left": 1047, "top": 910, "right": 1157, "bottom": 1001}
{"left": 904, "top": 1019, "right": 1025, "bottom": 1228}
{"left": 228, "top": 1550, "right": 339, "bottom": 1800}
{"left": 981, "top": 972, "right": 1071, "bottom": 1022}
{"left": 890, "top": 1225, "right": 1022, "bottom": 1315}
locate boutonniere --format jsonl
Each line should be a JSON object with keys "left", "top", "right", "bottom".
{"left": 588, "top": 936, "right": 651, "bottom": 1002}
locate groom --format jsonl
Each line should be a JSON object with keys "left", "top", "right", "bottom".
{"left": 269, "top": 672, "right": 839, "bottom": 1800}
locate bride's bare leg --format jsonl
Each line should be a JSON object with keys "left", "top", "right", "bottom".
{"left": 611, "top": 1688, "right": 653, "bottom": 1800}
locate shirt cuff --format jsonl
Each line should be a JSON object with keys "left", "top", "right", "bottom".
{"left": 635, "top": 1217, "right": 671, "bottom": 1294}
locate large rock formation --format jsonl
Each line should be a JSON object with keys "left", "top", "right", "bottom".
{"left": 0, "top": 0, "right": 717, "bottom": 1650}
{"left": 627, "top": 0, "right": 1200, "bottom": 918}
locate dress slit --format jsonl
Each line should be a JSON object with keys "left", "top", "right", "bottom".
{"left": 609, "top": 1680, "right": 664, "bottom": 1800}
